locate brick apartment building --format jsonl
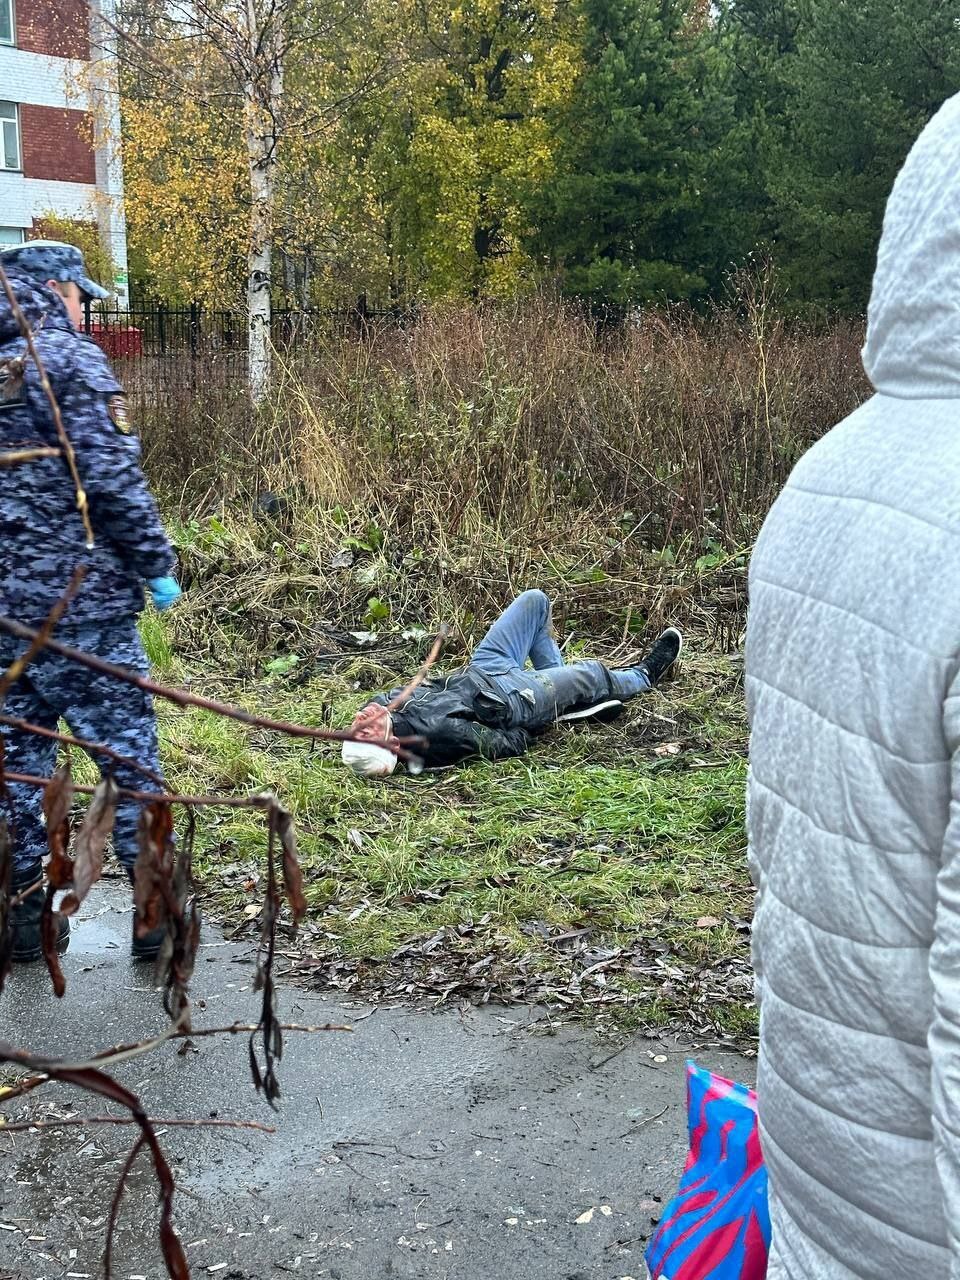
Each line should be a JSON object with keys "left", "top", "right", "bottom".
{"left": 0, "top": 0, "right": 129, "bottom": 305}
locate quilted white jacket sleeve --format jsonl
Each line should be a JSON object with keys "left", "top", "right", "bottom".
{"left": 932, "top": 671, "right": 960, "bottom": 1272}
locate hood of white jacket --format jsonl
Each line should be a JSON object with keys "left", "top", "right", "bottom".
{"left": 862, "top": 92, "right": 960, "bottom": 399}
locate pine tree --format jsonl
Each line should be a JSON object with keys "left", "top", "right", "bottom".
{"left": 693, "top": 0, "right": 800, "bottom": 295}
{"left": 529, "top": 0, "right": 708, "bottom": 309}
{"left": 776, "top": 0, "right": 960, "bottom": 309}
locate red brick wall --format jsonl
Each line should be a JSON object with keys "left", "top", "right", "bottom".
{"left": 20, "top": 105, "right": 96, "bottom": 184}
{"left": 14, "top": 0, "right": 89, "bottom": 59}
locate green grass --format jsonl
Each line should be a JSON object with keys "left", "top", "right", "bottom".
{"left": 142, "top": 636, "right": 755, "bottom": 1037}
{"left": 139, "top": 609, "right": 178, "bottom": 679}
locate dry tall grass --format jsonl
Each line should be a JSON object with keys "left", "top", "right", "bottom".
{"left": 125, "top": 292, "right": 870, "bottom": 654}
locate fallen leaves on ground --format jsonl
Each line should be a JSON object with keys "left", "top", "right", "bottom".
{"left": 212, "top": 906, "right": 755, "bottom": 1043}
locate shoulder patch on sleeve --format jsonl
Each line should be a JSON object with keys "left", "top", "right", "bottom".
{"left": 107, "top": 393, "right": 133, "bottom": 435}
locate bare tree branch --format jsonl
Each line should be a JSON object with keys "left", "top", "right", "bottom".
{"left": 0, "top": 615, "right": 430, "bottom": 760}
{"left": 0, "top": 713, "right": 166, "bottom": 787}
{"left": 4, "top": 770, "right": 277, "bottom": 807}
{"left": 105, "top": 1135, "right": 146, "bottom": 1278}
{"left": 0, "top": 567, "right": 86, "bottom": 703}
{"left": 383, "top": 627, "right": 448, "bottom": 713}
{"left": 0, "top": 1114, "right": 276, "bottom": 1134}
{"left": 0, "top": 447, "right": 62, "bottom": 466}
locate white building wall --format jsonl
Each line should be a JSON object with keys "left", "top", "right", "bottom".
{"left": 1, "top": 175, "right": 97, "bottom": 225}
{"left": 0, "top": 10, "right": 129, "bottom": 306}
{"left": 0, "top": 45, "right": 84, "bottom": 107}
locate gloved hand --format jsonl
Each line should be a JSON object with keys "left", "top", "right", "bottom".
{"left": 147, "top": 576, "right": 182, "bottom": 612}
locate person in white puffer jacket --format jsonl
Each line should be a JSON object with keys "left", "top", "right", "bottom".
{"left": 746, "top": 93, "right": 960, "bottom": 1278}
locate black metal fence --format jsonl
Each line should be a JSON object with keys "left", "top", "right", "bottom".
{"left": 80, "top": 297, "right": 406, "bottom": 362}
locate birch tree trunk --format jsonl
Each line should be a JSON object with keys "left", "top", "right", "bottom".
{"left": 243, "top": 0, "right": 284, "bottom": 404}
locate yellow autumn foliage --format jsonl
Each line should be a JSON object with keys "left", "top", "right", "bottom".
{"left": 119, "top": 0, "right": 584, "bottom": 303}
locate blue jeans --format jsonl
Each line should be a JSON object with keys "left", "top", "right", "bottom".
{"left": 470, "top": 591, "right": 649, "bottom": 727}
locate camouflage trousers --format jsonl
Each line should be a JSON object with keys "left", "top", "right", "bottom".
{"left": 0, "top": 618, "right": 166, "bottom": 874}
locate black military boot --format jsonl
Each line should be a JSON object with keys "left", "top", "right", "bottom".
{"left": 125, "top": 868, "right": 169, "bottom": 962}
{"left": 10, "top": 861, "right": 69, "bottom": 962}
{"left": 131, "top": 917, "right": 168, "bottom": 963}
{"left": 637, "top": 627, "right": 683, "bottom": 687}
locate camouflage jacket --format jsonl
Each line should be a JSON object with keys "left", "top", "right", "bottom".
{"left": 0, "top": 271, "right": 175, "bottom": 628}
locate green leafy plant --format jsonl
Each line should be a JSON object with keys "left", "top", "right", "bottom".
{"left": 265, "top": 653, "right": 301, "bottom": 677}
{"left": 343, "top": 521, "right": 385, "bottom": 554}
{"left": 363, "top": 596, "right": 391, "bottom": 628}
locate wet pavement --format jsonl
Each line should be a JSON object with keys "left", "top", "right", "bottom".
{"left": 0, "top": 878, "right": 755, "bottom": 1279}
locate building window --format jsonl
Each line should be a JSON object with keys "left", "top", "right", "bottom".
{"left": 0, "top": 102, "right": 20, "bottom": 170}
{"left": 0, "top": 0, "right": 13, "bottom": 45}
{"left": 0, "top": 227, "right": 24, "bottom": 245}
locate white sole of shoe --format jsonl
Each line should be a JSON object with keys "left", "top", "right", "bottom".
{"left": 558, "top": 699, "right": 625, "bottom": 724}
{"left": 661, "top": 626, "right": 683, "bottom": 659}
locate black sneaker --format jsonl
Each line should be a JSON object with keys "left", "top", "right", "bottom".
{"left": 637, "top": 627, "right": 683, "bottom": 687}
{"left": 558, "top": 699, "right": 625, "bottom": 725}
{"left": 10, "top": 863, "right": 70, "bottom": 962}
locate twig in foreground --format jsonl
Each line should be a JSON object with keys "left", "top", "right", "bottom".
{"left": 0, "top": 1020, "right": 352, "bottom": 1081}
{"left": 0, "top": 1046, "right": 189, "bottom": 1278}
{"left": 8, "top": 876, "right": 42, "bottom": 908}
{"left": 0, "top": 567, "right": 86, "bottom": 701}
{"left": 0, "top": 713, "right": 165, "bottom": 787}
{"left": 105, "top": 1135, "right": 145, "bottom": 1280}
{"left": 88, "top": 1020, "right": 353, "bottom": 1067}
{"left": 0, "top": 615, "right": 428, "bottom": 763}
{"left": 0, "top": 446, "right": 61, "bottom": 466}
{"left": 0, "top": 1114, "right": 276, "bottom": 1134}
{"left": 382, "top": 626, "right": 449, "bottom": 714}
{"left": 3, "top": 770, "right": 278, "bottom": 807}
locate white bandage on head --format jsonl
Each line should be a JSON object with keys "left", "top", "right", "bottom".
{"left": 341, "top": 710, "right": 399, "bottom": 778}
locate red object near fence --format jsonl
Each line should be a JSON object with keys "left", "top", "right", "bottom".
{"left": 87, "top": 320, "right": 143, "bottom": 359}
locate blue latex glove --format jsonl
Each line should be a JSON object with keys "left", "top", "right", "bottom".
{"left": 147, "top": 576, "right": 182, "bottom": 612}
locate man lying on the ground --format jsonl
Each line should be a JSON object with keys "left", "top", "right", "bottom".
{"left": 341, "top": 589, "right": 682, "bottom": 777}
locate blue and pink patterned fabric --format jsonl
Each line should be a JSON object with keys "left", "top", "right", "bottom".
{"left": 645, "top": 1062, "right": 770, "bottom": 1280}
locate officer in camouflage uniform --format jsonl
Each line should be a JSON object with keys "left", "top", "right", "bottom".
{"left": 0, "top": 241, "right": 181, "bottom": 962}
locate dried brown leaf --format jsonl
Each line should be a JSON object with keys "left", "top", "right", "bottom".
{"left": 60, "top": 776, "right": 117, "bottom": 916}
{"left": 250, "top": 807, "right": 285, "bottom": 1105}
{"left": 43, "top": 764, "right": 74, "bottom": 889}
{"left": 40, "top": 885, "right": 65, "bottom": 998}
{"left": 133, "top": 801, "right": 175, "bottom": 935}
{"left": 274, "top": 805, "right": 306, "bottom": 927}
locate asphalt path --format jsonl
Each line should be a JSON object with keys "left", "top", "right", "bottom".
{"left": 0, "top": 878, "right": 755, "bottom": 1280}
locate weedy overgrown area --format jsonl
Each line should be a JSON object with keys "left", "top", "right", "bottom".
{"left": 103, "top": 294, "right": 870, "bottom": 1040}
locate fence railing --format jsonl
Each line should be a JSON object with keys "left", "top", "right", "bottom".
{"left": 81, "top": 297, "right": 406, "bottom": 361}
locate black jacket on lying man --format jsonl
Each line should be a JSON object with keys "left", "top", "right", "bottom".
{"left": 341, "top": 590, "right": 682, "bottom": 777}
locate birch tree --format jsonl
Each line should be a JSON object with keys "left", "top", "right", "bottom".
{"left": 236, "top": 0, "right": 282, "bottom": 400}
{"left": 114, "top": 0, "right": 385, "bottom": 400}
